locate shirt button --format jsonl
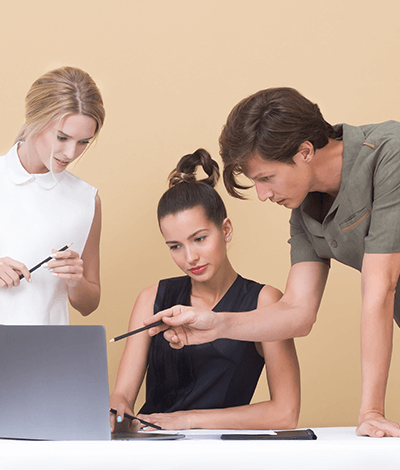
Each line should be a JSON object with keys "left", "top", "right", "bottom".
{"left": 331, "top": 240, "right": 338, "bottom": 248}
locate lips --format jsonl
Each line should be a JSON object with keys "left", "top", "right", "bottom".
{"left": 54, "top": 157, "right": 70, "bottom": 167}
{"left": 190, "top": 265, "right": 208, "bottom": 275}
{"left": 273, "top": 198, "right": 285, "bottom": 205}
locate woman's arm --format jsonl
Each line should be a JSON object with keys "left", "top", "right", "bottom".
{"left": 147, "top": 261, "right": 329, "bottom": 346}
{"left": 48, "top": 193, "right": 102, "bottom": 316}
{"left": 110, "top": 284, "right": 158, "bottom": 432}
{"left": 357, "top": 252, "right": 400, "bottom": 437}
{"left": 138, "top": 285, "right": 300, "bottom": 430}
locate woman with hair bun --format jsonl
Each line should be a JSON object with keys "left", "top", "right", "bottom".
{"left": 110, "top": 149, "right": 300, "bottom": 432}
{"left": 0, "top": 66, "right": 105, "bottom": 324}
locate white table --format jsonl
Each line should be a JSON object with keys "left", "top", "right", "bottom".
{"left": 2, "top": 427, "right": 400, "bottom": 470}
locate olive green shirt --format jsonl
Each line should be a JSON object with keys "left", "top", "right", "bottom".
{"left": 289, "top": 121, "right": 400, "bottom": 325}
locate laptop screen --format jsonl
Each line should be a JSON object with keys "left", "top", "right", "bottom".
{"left": 0, "top": 325, "right": 111, "bottom": 441}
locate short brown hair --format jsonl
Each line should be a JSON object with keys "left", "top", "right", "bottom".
{"left": 219, "top": 87, "right": 340, "bottom": 198}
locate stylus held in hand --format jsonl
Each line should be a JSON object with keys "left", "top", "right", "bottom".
{"left": 110, "top": 408, "right": 162, "bottom": 430}
{"left": 19, "top": 243, "right": 73, "bottom": 280}
{"left": 109, "top": 320, "right": 164, "bottom": 343}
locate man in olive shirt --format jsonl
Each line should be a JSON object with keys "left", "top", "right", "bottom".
{"left": 290, "top": 120, "right": 400, "bottom": 326}
{"left": 147, "top": 88, "right": 400, "bottom": 438}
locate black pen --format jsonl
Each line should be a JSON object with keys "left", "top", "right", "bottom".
{"left": 109, "top": 408, "right": 162, "bottom": 430}
{"left": 19, "top": 243, "right": 73, "bottom": 280}
{"left": 109, "top": 320, "right": 164, "bottom": 343}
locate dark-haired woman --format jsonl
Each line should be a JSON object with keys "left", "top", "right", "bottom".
{"left": 110, "top": 149, "right": 300, "bottom": 432}
{"left": 149, "top": 88, "right": 400, "bottom": 438}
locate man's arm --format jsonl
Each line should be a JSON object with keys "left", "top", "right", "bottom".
{"left": 357, "top": 252, "right": 400, "bottom": 437}
{"left": 146, "top": 261, "right": 329, "bottom": 346}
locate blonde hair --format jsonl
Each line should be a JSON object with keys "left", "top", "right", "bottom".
{"left": 15, "top": 66, "right": 105, "bottom": 143}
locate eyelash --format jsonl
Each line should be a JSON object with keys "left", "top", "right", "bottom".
{"left": 169, "top": 236, "right": 205, "bottom": 250}
{"left": 57, "top": 135, "right": 90, "bottom": 145}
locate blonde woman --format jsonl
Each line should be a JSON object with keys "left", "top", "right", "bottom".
{"left": 0, "top": 66, "right": 105, "bottom": 324}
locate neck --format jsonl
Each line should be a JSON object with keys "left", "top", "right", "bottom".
{"left": 190, "top": 259, "right": 237, "bottom": 310}
{"left": 311, "top": 139, "right": 343, "bottom": 197}
{"left": 17, "top": 140, "right": 49, "bottom": 174}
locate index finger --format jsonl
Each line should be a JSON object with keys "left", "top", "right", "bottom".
{"left": 110, "top": 409, "right": 117, "bottom": 432}
{"left": 143, "top": 308, "right": 173, "bottom": 336}
{"left": 144, "top": 306, "right": 189, "bottom": 336}
{"left": 143, "top": 307, "right": 174, "bottom": 325}
{"left": 52, "top": 249, "right": 78, "bottom": 259}
{"left": 21, "top": 266, "right": 31, "bottom": 282}
{"left": 12, "top": 261, "right": 31, "bottom": 283}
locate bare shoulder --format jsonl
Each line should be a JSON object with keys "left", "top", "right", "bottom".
{"left": 257, "top": 284, "right": 283, "bottom": 308}
{"left": 135, "top": 283, "right": 159, "bottom": 307}
{"left": 128, "top": 283, "right": 159, "bottom": 328}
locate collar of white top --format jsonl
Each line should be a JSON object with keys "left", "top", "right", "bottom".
{"left": 6, "top": 142, "right": 64, "bottom": 190}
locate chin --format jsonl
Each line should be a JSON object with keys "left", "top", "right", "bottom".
{"left": 188, "top": 271, "right": 213, "bottom": 282}
{"left": 287, "top": 200, "right": 302, "bottom": 209}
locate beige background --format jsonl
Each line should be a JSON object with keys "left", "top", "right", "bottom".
{"left": 1, "top": 0, "right": 400, "bottom": 428}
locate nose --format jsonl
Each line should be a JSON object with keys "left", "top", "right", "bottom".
{"left": 254, "top": 182, "right": 273, "bottom": 202}
{"left": 186, "top": 246, "right": 199, "bottom": 265}
{"left": 63, "top": 141, "right": 78, "bottom": 160}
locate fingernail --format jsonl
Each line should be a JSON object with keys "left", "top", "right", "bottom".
{"left": 117, "top": 416, "right": 122, "bottom": 423}
{"left": 52, "top": 273, "right": 58, "bottom": 277}
{"left": 142, "top": 426, "right": 148, "bottom": 431}
{"left": 42, "top": 263, "right": 48, "bottom": 268}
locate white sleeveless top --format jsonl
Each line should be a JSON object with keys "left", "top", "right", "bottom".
{"left": 0, "top": 144, "right": 97, "bottom": 325}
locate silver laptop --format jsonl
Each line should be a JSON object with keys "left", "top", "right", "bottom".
{"left": 0, "top": 325, "right": 184, "bottom": 441}
{"left": 0, "top": 325, "right": 111, "bottom": 440}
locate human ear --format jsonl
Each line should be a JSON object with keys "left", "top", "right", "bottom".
{"left": 297, "top": 141, "right": 314, "bottom": 163}
{"left": 222, "top": 218, "right": 233, "bottom": 242}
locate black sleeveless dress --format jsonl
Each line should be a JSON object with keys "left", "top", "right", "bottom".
{"left": 139, "top": 275, "right": 265, "bottom": 414}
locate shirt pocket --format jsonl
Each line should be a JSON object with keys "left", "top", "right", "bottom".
{"left": 339, "top": 207, "right": 371, "bottom": 232}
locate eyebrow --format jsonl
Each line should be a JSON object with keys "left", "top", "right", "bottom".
{"left": 242, "top": 166, "right": 263, "bottom": 180}
{"left": 165, "top": 228, "right": 209, "bottom": 245}
{"left": 245, "top": 168, "right": 273, "bottom": 181}
{"left": 56, "top": 129, "right": 95, "bottom": 141}
{"left": 244, "top": 172, "right": 262, "bottom": 181}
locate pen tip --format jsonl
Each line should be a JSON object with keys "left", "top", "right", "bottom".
{"left": 109, "top": 338, "right": 115, "bottom": 343}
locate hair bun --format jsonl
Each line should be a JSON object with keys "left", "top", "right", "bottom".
{"left": 169, "top": 171, "right": 196, "bottom": 187}
{"left": 168, "top": 148, "right": 220, "bottom": 189}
